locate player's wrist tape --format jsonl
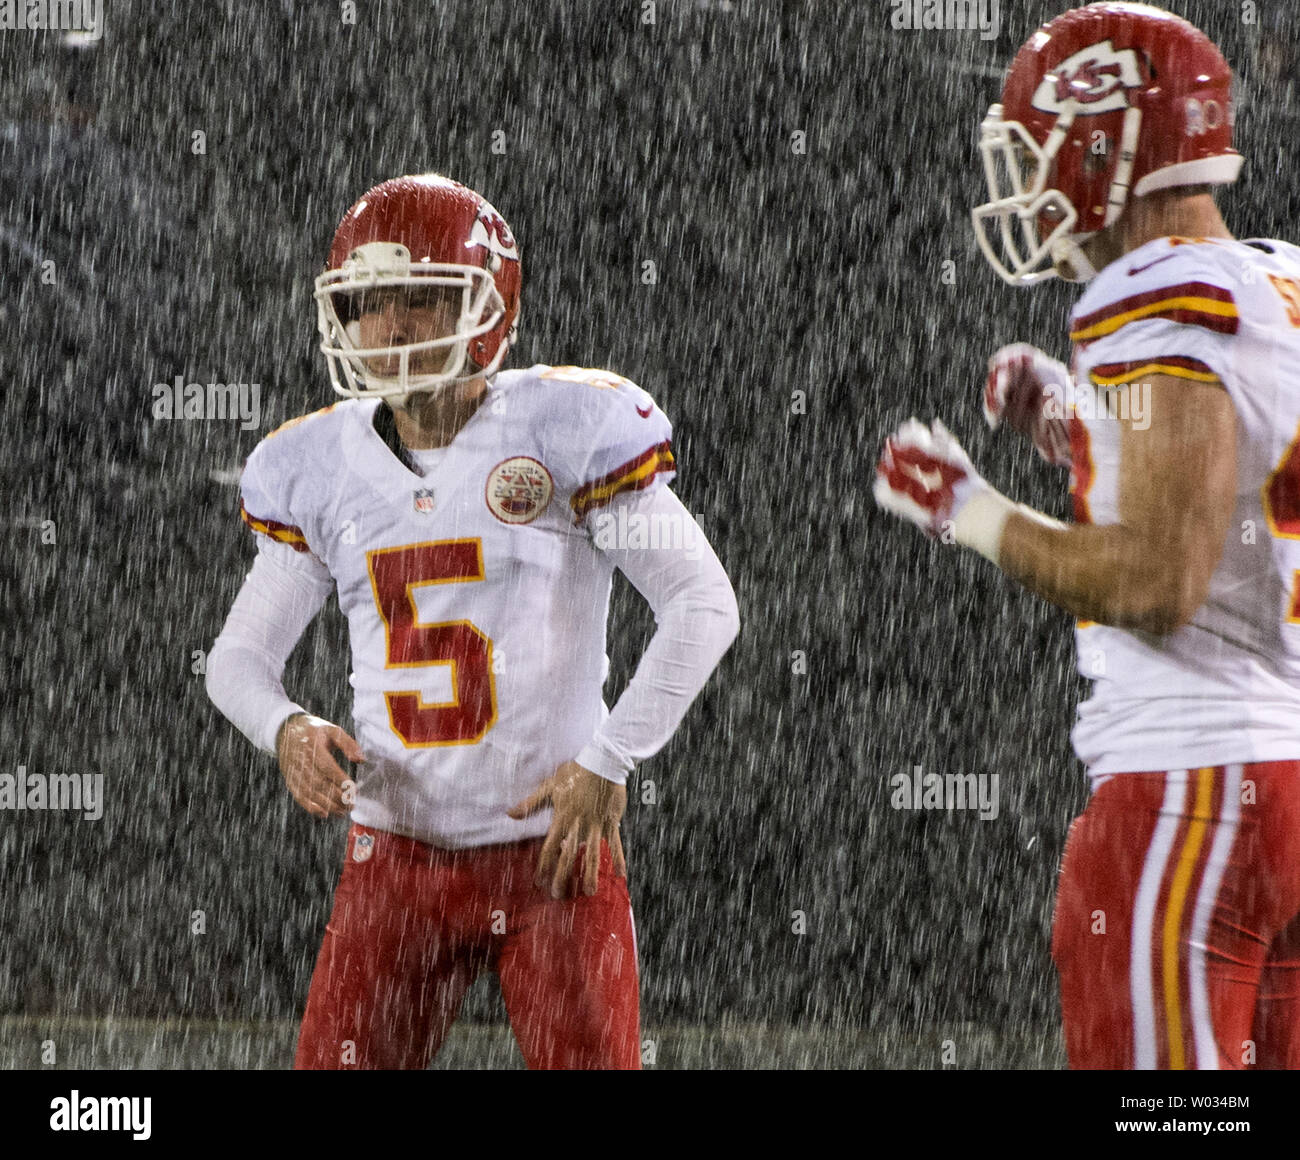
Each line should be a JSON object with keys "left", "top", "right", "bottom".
{"left": 953, "top": 490, "right": 1065, "bottom": 566}
{"left": 952, "top": 489, "right": 1015, "bottom": 564}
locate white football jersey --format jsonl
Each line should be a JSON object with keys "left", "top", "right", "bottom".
{"left": 1067, "top": 236, "right": 1300, "bottom": 775}
{"left": 238, "top": 364, "right": 675, "bottom": 846}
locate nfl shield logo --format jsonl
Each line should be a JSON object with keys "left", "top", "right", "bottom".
{"left": 413, "top": 488, "right": 435, "bottom": 514}
{"left": 353, "top": 833, "right": 374, "bottom": 862}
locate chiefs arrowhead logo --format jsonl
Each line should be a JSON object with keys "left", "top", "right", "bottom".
{"left": 468, "top": 202, "right": 519, "bottom": 264}
{"left": 485, "top": 456, "right": 553, "bottom": 524}
{"left": 1033, "top": 41, "right": 1147, "bottom": 116}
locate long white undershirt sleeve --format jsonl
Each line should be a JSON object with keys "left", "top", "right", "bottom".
{"left": 574, "top": 486, "right": 741, "bottom": 784}
{"left": 208, "top": 488, "right": 738, "bottom": 775}
{"left": 205, "top": 538, "right": 335, "bottom": 755}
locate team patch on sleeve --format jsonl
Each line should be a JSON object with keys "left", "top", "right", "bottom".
{"left": 570, "top": 442, "right": 675, "bottom": 522}
{"left": 1087, "top": 356, "right": 1219, "bottom": 386}
{"left": 1070, "top": 282, "right": 1238, "bottom": 344}
{"left": 239, "top": 498, "right": 311, "bottom": 553}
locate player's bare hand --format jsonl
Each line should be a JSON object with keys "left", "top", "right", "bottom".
{"left": 984, "top": 342, "right": 1072, "bottom": 467}
{"left": 276, "top": 712, "right": 365, "bottom": 820}
{"left": 507, "top": 760, "right": 627, "bottom": 899}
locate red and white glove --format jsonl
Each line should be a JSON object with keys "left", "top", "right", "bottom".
{"left": 874, "top": 418, "right": 1017, "bottom": 563}
{"left": 984, "top": 343, "right": 1072, "bottom": 468}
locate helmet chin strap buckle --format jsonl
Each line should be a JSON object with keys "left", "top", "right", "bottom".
{"left": 1049, "top": 235, "right": 1100, "bottom": 284}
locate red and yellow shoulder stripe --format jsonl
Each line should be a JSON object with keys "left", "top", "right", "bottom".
{"left": 571, "top": 442, "right": 675, "bottom": 522}
{"left": 267, "top": 403, "right": 340, "bottom": 439}
{"left": 239, "top": 498, "right": 311, "bottom": 553}
{"left": 1088, "top": 355, "right": 1219, "bottom": 387}
{"left": 1070, "top": 282, "right": 1238, "bottom": 344}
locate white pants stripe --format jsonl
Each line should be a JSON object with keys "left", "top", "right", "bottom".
{"left": 1131, "top": 770, "right": 1189, "bottom": 1070}
{"left": 1187, "top": 764, "right": 1241, "bottom": 1070}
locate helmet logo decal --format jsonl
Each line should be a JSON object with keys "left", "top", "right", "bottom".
{"left": 469, "top": 206, "right": 519, "bottom": 263}
{"left": 1033, "top": 41, "right": 1145, "bottom": 115}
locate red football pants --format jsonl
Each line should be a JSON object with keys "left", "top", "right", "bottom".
{"left": 294, "top": 824, "right": 640, "bottom": 1070}
{"left": 1052, "top": 762, "right": 1300, "bottom": 1069}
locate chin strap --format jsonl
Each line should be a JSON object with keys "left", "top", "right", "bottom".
{"left": 1050, "top": 235, "right": 1101, "bottom": 283}
{"left": 1048, "top": 108, "right": 1138, "bottom": 284}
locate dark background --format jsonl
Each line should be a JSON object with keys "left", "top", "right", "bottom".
{"left": 1, "top": 0, "right": 1297, "bottom": 1066}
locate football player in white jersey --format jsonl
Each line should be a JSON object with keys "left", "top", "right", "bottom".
{"left": 206, "top": 174, "right": 740, "bottom": 1069}
{"left": 875, "top": 3, "right": 1300, "bottom": 1069}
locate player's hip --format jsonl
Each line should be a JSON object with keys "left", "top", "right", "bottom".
{"left": 1055, "top": 762, "right": 1300, "bottom": 951}
{"left": 334, "top": 822, "right": 630, "bottom": 912}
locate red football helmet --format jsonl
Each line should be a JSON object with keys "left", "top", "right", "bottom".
{"left": 314, "top": 174, "right": 522, "bottom": 399}
{"left": 972, "top": 2, "right": 1242, "bottom": 285}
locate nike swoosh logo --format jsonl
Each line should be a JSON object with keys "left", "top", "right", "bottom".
{"left": 1127, "top": 252, "right": 1179, "bottom": 276}
{"left": 636, "top": 404, "right": 653, "bottom": 418}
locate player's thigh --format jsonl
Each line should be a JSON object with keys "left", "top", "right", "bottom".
{"left": 1053, "top": 768, "right": 1263, "bottom": 1070}
{"left": 1249, "top": 763, "right": 1300, "bottom": 1069}
{"left": 496, "top": 840, "right": 640, "bottom": 1070}
{"left": 1052, "top": 780, "right": 1148, "bottom": 1068}
{"left": 296, "top": 825, "right": 479, "bottom": 1069}
{"left": 1252, "top": 911, "right": 1300, "bottom": 1069}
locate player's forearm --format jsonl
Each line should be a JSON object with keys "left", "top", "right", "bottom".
{"left": 997, "top": 508, "right": 1198, "bottom": 634}
{"left": 205, "top": 541, "right": 332, "bottom": 753}
{"left": 576, "top": 578, "right": 740, "bottom": 783}
{"left": 206, "top": 640, "right": 307, "bottom": 754}
{"left": 581, "top": 486, "right": 740, "bottom": 781}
